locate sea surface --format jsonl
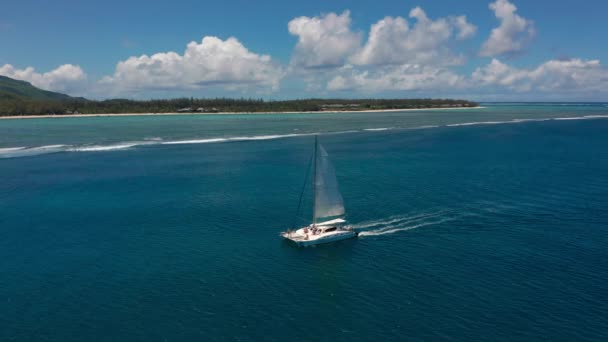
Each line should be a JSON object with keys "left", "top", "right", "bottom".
{"left": 1, "top": 103, "right": 607, "bottom": 341}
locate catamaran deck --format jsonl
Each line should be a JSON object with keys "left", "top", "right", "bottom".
{"left": 281, "top": 219, "right": 357, "bottom": 246}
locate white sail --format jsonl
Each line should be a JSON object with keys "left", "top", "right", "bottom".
{"left": 281, "top": 137, "right": 357, "bottom": 246}
{"left": 314, "top": 143, "right": 345, "bottom": 221}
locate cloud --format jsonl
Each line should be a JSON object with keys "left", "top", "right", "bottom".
{"left": 3, "top": 3, "right": 606, "bottom": 101}
{"left": 286, "top": 7, "right": 476, "bottom": 94}
{"left": 472, "top": 58, "right": 608, "bottom": 94}
{"left": 327, "top": 64, "right": 466, "bottom": 92}
{"left": 100, "top": 36, "right": 283, "bottom": 94}
{"left": 351, "top": 7, "right": 476, "bottom": 66}
{"left": 480, "top": 0, "right": 535, "bottom": 57}
{"left": 288, "top": 11, "right": 362, "bottom": 69}
{"left": 328, "top": 56, "right": 608, "bottom": 97}
{"left": 0, "top": 64, "right": 87, "bottom": 94}
{"left": 453, "top": 15, "right": 477, "bottom": 40}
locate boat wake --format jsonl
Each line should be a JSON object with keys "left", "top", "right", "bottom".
{"left": 353, "top": 210, "right": 451, "bottom": 230}
{"left": 353, "top": 209, "right": 462, "bottom": 237}
{"left": 357, "top": 217, "right": 456, "bottom": 237}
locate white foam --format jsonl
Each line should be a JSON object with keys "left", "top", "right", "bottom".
{"left": 162, "top": 133, "right": 319, "bottom": 145}
{"left": 553, "top": 117, "right": 583, "bottom": 120}
{"left": 0, "top": 144, "right": 67, "bottom": 158}
{"left": 162, "top": 138, "right": 228, "bottom": 145}
{"left": 67, "top": 143, "right": 140, "bottom": 151}
{"left": 556, "top": 114, "right": 608, "bottom": 121}
{"left": 447, "top": 121, "right": 509, "bottom": 127}
{"left": 358, "top": 217, "right": 455, "bottom": 237}
{"left": 32, "top": 144, "right": 66, "bottom": 150}
{"left": 364, "top": 127, "right": 393, "bottom": 131}
{"left": 229, "top": 134, "right": 303, "bottom": 141}
{"left": 410, "top": 125, "right": 439, "bottom": 129}
{"left": 444, "top": 115, "right": 608, "bottom": 127}
{"left": 4, "top": 114, "right": 608, "bottom": 158}
{"left": 0, "top": 147, "right": 26, "bottom": 153}
{"left": 352, "top": 210, "right": 449, "bottom": 229}
{"left": 510, "top": 118, "right": 550, "bottom": 123}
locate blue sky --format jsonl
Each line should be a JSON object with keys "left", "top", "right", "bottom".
{"left": 1, "top": 0, "right": 607, "bottom": 100}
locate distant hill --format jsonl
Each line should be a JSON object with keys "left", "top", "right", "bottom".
{"left": 0, "top": 75, "right": 75, "bottom": 101}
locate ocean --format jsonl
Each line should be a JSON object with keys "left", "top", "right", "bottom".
{"left": 1, "top": 103, "right": 607, "bottom": 341}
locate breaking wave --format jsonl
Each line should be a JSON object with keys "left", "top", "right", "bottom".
{"left": 0, "top": 145, "right": 67, "bottom": 158}
{"left": 364, "top": 127, "right": 394, "bottom": 131}
{"left": 66, "top": 142, "right": 144, "bottom": 152}
{"left": 2, "top": 114, "right": 608, "bottom": 159}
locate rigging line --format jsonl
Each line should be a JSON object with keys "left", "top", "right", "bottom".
{"left": 290, "top": 145, "right": 315, "bottom": 230}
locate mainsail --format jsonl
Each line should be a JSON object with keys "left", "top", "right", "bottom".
{"left": 314, "top": 142, "right": 345, "bottom": 223}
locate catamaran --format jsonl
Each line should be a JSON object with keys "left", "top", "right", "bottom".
{"left": 281, "top": 136, "right": 357, "bottom": 247}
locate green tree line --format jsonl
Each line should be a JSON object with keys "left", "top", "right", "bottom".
{"left": 0, "top": 97, "right": 478, "bottom": 116}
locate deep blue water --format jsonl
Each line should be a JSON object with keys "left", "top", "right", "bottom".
{"left": 1, "top": 105, "right": 608, "bottom": 341}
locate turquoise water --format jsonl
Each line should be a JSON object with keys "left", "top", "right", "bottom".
{"left": 1, "top": 104, "right": 608, "bottom": 340}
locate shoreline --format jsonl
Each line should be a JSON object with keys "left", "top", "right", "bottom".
{"left": 0, "top": 106, "right": 484, "bottom": 120}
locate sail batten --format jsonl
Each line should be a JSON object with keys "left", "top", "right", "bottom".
{"left": 314, "top": 143, "right": 345, "bottom": 221}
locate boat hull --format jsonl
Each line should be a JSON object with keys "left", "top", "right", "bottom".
{"left": 281, "top": 228, "right": 357, "bottom": 247}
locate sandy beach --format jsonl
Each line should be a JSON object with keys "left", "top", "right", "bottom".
{"left": 0, "top": 106, "right": 484, "bottom": 120}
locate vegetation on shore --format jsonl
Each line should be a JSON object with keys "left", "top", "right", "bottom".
{"left": 0, "top": 75, "right": 77, "bottom": 102}
{"left": 0, "top": 76, "right": 478, "bottom": 116}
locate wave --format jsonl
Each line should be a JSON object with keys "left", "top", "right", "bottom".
{"left": 410, "top": 125, "right": 439, "bottom": 129}
{"left": 161, "top": 138, "right": 227, "bottom": 145}
{"left": 445, "top": 115, "right": 608, "bottom": 128}
{"left": 553, "top": 115, "right": 608, "bottom": 121}
{"left": 228, "top": 134, "right": 308, "bottom": 141}
{"left": 511, "top": 118, "right": 551, "bottom": 123}
{"left": 162, "top": 133, "right": 317, "bottom": 145}
{"left": 2, "top": 114, "right": 608, "bottom": 159}
{"left": 66, "top": 143, "right": 140, "bottom": 152}
{"left": 0, "top": 147, "right": 26, "bottom": 153}
{"left": 0, "top": 141, "right": 154, "bottom": 158}
{"left": 0, "top": 145, "right": 67, "bottom": 158}
{"left": 68, "top": 140, "right": 166, "bottom": 151}
{"left": 362, "top": 126, "right": 439, "bottom": 132}
{"left": 447, "top": 121, "right": 511, "bottom": 127}
{"left": 364, "top": 127, "right": 393, "bottom": 131}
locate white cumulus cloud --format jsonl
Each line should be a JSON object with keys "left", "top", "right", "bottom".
{"left": 288, "top": 11, "right": 362, "bottom": 69}
{"left": 453, "top": 15, "right": 477, "bottom": 40}
{"left": 327, "top": 64, "right": 466, "bottom": 92}
{"left": 100, "top": 36, "right": 283, "bottom": 93}
{"left": 0, "top": 64, "right": 87, "bottom": 94}
{"left": 351, "top": 7, "right": 476, "bottom": 66}
{"left": 472, "top": 58, "right": 608, "bottom": 94}
{"left": 480, "top": 0, "right": 535, "bottom": 57}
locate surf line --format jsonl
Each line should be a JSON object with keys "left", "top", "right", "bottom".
{"left": 3, "top": 114, "right": 608, "bottom": 159}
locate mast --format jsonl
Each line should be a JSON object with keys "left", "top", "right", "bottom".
{"left": 312, "top": 135, "right": 318, "bottom": 227}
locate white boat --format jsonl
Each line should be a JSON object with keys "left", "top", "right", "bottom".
{"left": 281, "top": 136, "right": 357, "bottom": 246}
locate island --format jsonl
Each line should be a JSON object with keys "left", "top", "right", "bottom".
{"left": 0, "top": 75, "right": 478, "bottom": 117}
